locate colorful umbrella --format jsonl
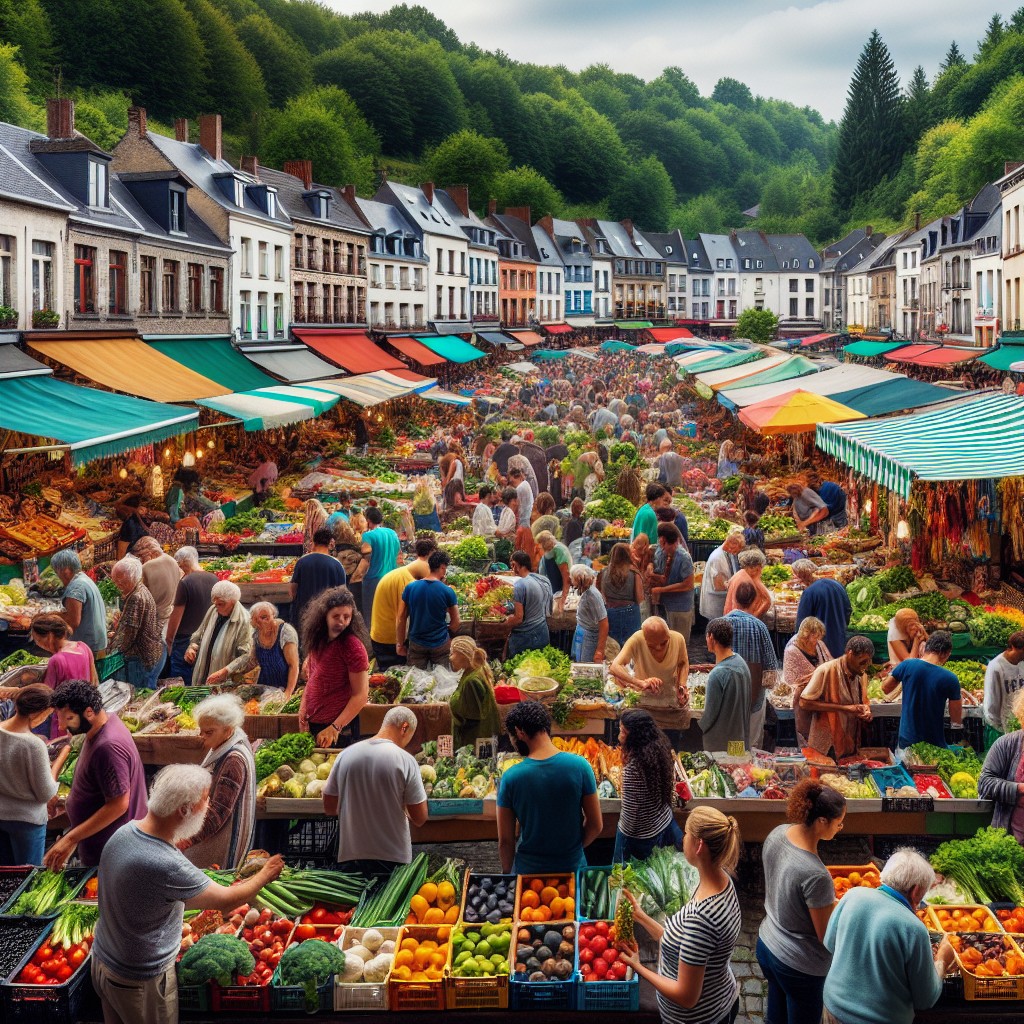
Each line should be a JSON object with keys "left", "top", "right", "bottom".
{"left": 738, "top": 389, "right": 864, "bottom": 434}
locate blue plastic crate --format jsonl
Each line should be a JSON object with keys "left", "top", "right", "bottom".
{"left": 509, "top": 973, "right": 577, "bottom": 1011}
{"left": 870, "top": 764, "right": 915, "bottom": 794}
{"left": 0, "top": 868, "right": 96, "bottom": 918}
{"left": 577, "top": 973, "right": 640, "bottom": 1011}
{"left": 270, "top": 965, "right": 333, "bottom": 1013}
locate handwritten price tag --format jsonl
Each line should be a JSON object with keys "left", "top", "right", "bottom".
{"left": 438, "top": 734, "right": 454, "bottom": 758}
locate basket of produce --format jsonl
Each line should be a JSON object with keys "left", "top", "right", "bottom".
{"left": 514, "top": 875, "right": 576, "bottom": 923}
{"left": 827, "top": 864, "right": 881, "bottom": 900}
{"left": 908, "top": 770, "right": 952, "bottom": 799}
{"left": 0, "top": 870, "right": 33, "bottom": 912}
{"left": 928, "top": 905, "right": 1002, "bottom": 934}
{"left": 577, "top": 919, "right": 639, "bottom": 1010}
{"left": 510, "top": 922, "right": 577, "bottom": 1010}
{"left": 517, "top": 676, "right": 559, "bottom": 702}
{"left": 995, "top": 908, "right": 1024, "bottom": 936}
{"left": 386, "top": 924, "right": 451, "bottom": 1011}
{"left": 949, "top": 933, "right": 1024, "bottom": 1000}
{"left": 1, "top": 868, "right": 94, "bottom": 919}
{"left": 817, "top": 771, "right": 880, "bottom": 800}
{"left": 333, "top": 926, "right": 397, "bottom": 1012}
{"left": 461, "top": 875, "right": 516, "bottom": 925}
{"left": 445, "top": 921, "right": 512, "bottom": 1010}
{"left": 403, "top": 861, "right": 464, "bottom": 927}
{"left": 350, "top": 854, "right": 430, "bottom": 930}
{"left": 270, "top": 936, "right": 346, "bottom": 1013}
{"left": 177, "top": 932, "right": 271, "bottom": 1013}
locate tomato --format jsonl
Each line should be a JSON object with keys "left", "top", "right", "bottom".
{"left": 591, "top": 958, "right": 608, "bottom": 978}
{"left": 607, "top": 962, "right": 628, "bottom": 981}
{"left": 55, "top": 965, "right": 74, "bottom": 981}
{"left": 270, "top": 920, "right": 292, "bottom": 936}
{"left": 578, "top": 947, "right": 595, "bottom": 965}
{"left": 68, "top": 949, "right": 87, "bottom": 967}
{"left": 594, "top": 921, "right": 610, "bottom": 937}
{"left": 310, "top": 907, "right": 328, "bottom": 923}
{"left": 580, "top": 924, "right": 597, "bottom": 942}
{"left": 589, "top": 936, "right": 608, "bottom": 956}
{"left": 579, "top": 962, "right": 593, "bottom": 977}
{"left": 33, "top": 946, "right": 53, "bottom": 966}
{"left": 293, "top": 924, "right": 316, "bottom": 941}
{"left": 601, "top": 948, "right": 619, "bottom": 965}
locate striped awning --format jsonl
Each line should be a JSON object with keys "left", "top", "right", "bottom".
{"left": 816, "top": 392, "right": 1024, "bottom": 498}
{"left": 681, "top": 347, "right": 762, "bottom": 375}
{"left": 720, "top": 364, "right": 899, "bottom": 409}
{"left": 696, "top": 349, "right": 788, "bottom": 388}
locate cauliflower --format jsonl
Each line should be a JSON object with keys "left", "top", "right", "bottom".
{"left": 420, "top": 764, "right": 437, "bottom": 784}
{"left": 362, "top": 953, "right": 393, "bottom": 983}
{"left": 304, "top": 779, "right": 326, "bottom": 798}
{"left": 361, "top": 929, "right": 384, "bottom": 953}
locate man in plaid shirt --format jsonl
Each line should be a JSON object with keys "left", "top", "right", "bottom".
{"left": 727, "top": 580, "right": 780, "bottom": 749}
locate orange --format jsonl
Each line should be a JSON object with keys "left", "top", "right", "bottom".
{"left": 429, "top": 952, "right": 447, "bottom": 968}
{"left": 393, "top": 965, "right": 412, "bottom": 980}
{"left": 520, "top": 907, "right": 533, "bottom": 922}
{"left": 535, "top": 905, "right": 551, "bottom": 922}
{"left": 405, "top": 913, "right": 417, "bottom": 925}
{"left": 395, "top": 949, "right": 415, "bottom": 968}
{"left": 410, "top": 895, "right": 430, "bottom": 921}
{"left": 563, "top": 897, "right": 575, "bottom": 917}
{"left": 401, "top": 938, "right": 419, "bottom": 952}
{"left": 411, "top": 971, "right": 428, "bottom": 982}
{"left": 521, "top": 890, "right": 539, "bottom": 909}
{"left": 423, "top": 908, "right": 445, "bottom": 924}
{"left": 529, "top": 878, "right": 544, "bottom": 893}
{"left": 556, "top": 884, "right": 569, "bottom": 899}
{"left": 540, "top": 886, "right": 559, "bottom": 906}
{"left": 437, "top": 926, "right": 451, "bottom": 941}
{"left": 421, "top": 940, "right": 438, "bottom": 951}
{"left": 550, "top": 897, "right": 565, "bottom": 919}
{"left": 424, "top": 968, "right": 443, "bottom": 981}
{"left": 444, "top": 906, "right": 460, "bottom": 924}
{"left": 418, "top": 882, "right": 439, "bottom": 904}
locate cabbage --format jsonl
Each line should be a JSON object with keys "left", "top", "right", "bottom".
{"left": 304, "top": 779, "right": 326, "bottom": 798}
{"left": 512, "top": 652, "right": 553, "bottom": 678}
{"left": 298, "top": 759, "right": 317, "bottom": 774}
{"left": 282, "top": 779, "right": 305, "bottom": 799}
{"left": 363, "top": 953, "right": 393, "bottom": 983}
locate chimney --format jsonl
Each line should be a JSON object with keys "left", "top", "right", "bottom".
{"left": 240, "top": 155, "right": 259, "bottom": 180}
{"left": 283, "top": 159, "right": 313, "bottom": 190}
{"left": 865, "top": 225, "right": 873, "bottom": 237}
{"left": 198, "top": 114, "right": 222, "bottom": 162}
{"left": 914, "top": 211, "right": 921, "bottom": 231}
{"left": 340, "top": 184, "right": 357, "bottom": 205}
{"left": 538, "top": 214, "right": 554, "bottom": 237}
{"left": 46, "top": 98, "right": 74, "bottom": 140}
{"left": 127, "top": 106, "right": 147, "bottom": 138}
{"left": 174, "top": 118, "right": 189, "bottom": 143}
{"left": 487, "top": 199, "right": 497, "bottom": 217}
{"left": 1006, "top": 161, "right": 1024, "bottom": 176}
{"left": 448, "top": 184, "right": 470, "bottom": 218}
{"left": 622, "top": 218, "right": 635, "bottom": 239}
{"left": 420, "top": 181, "right": 434, "bottom": 205}
{"left": 504, "top": 206, "right": 531, "bottom": 225}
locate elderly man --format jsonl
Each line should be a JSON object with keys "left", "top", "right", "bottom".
{"left": 134, "top": 536, "right": 181, "bottom": 644}
{"left": 794, "top": 558, "right": 852, "bottom": 660}
{"left": 698, "top": 528, "right": 744, "bottom": 621}
{"left": 823, "top": 849, "right": 955, "bottom": 1024}
{"left": 108, "top": 556, "right": 164, "bottom": 689}
{"left": 472, "top": 484, "right": 498, "bottom": 537}
{"left": 727, "top": 581, "right": 781, "bottom": 749}
{"left": 788, "top": 482, "right": 831, "bottom": 536}
{"left": 724, "top": 547, "right": 772, "bottom": 617}
{"left": 609, "top": 617, "right": 690, "bottom": 739}
{"left": 165, "top": 547, "right": 217, "bottom": 684}
{"left": 657, "top": 439, "right": 684, "bottom": 488}
{"left": 92, "top": 764, "right": 284, "bottom": 1024}
{"left": 650, "top": 522, "right": 695, "bottom": 642}
{"left": 52, "top": 549, "right": 107, "bottom": 656}
{"left": 184, "top": 580, "right": 252, "bottom": 686}
{"left": 799, "top": 635, "right": 875, "bottom": 759}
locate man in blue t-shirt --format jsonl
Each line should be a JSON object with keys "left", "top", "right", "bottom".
{"left": 396, "top": 550, "right": 460, "bottom": 670}
{"left": 290, "top": 528, "right": 347, "bottom": 633}
{"left": 651, "top": 521, "right": 695, "bottom": 642}
{"left": 882, "top": 630, "right": 963, "bottom": 750}
{"left": 358, "top": 506, "right": 400, "bottom": 622}
{"left": 496, "top": 701, "right": 602, "bottom": 873}
{"left": 809, "top": 472, "right": 848, "bottom": 529}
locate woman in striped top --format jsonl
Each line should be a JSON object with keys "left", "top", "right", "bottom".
{"left": 618, "top": 808, "right": 742, "bottom": 1024}
{"left": 614, "top": 710, "right": 681, "bottom": 863}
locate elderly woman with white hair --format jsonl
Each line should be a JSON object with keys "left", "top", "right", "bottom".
{"left": 783, "top": 616, "right": 832, "bottom": 744}
{"left": 724, "top": 547, "right": 772, "bottom": 617}
{"left": 230, "top": 602, "right": 300, "bottom": 697}
{"left": 108, "top": 556, "right": 164, "bottom": 688}
{"left": 571, "top": 564, "right": 608, "bottom": 663}
{"left": 179, "top": 694, "right": 256, "bottom": 869}
{"left": 822, "top": 848, "right": 955, "bottom": 1024}
{"left": 184, "top": 581, "right": 252, "bottom": 686}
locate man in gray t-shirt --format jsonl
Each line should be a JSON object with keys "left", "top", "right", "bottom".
{"left": 787, "top": 484, "right": 830, "bottom": 536}
{"left": 52, "top": 550, "right": 107, "bottom": 654}
{"left": 700, "top": 618, "right": 752, "bottom": 752}
{"left": 323, "top": 707, "right": 428, "bottom": 871}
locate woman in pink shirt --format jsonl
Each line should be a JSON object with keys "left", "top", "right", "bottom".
{"left": 33, "top": 613, "right": 97, "bottom": 738}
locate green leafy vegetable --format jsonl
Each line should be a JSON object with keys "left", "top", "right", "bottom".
{"left": 931, "top": 828, "right": 1024, "bottom": 904}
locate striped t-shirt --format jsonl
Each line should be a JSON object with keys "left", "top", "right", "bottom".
{"left": 657, "top": 881, "right": 741, "bottom": 1024}
{"left": 618, "top": 760, "right": 674, "bottom": 839}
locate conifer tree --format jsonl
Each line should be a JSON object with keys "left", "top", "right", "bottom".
{"left": 977, "top": 15, "right": 1005, "bottom": 59}
{"left": 940, "top": 41, "right": 967, "bottom": 71}
{"left": 904, "top": 65, "right": 934, "bottom": 142}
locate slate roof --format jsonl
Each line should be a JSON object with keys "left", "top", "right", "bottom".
{"left": 698, "top": 233, "right": 739, "bottom": 270}
{"left": 0, "top": 122, "right": 75, "bottom": 213}
{"left": 595, "top": 219, "right": 650, "bottom": 259}
{"left": 375, "top": 181, "right": 467, "bottom": 242}
{"left": 353, "top": 197, "right": 428, "bottom": 263}
{"left": 731, "top": 230, "right": 776, "bottom": 270}
{"left": 544, "top": 217, "right": 592, "bottom": 265}
{"left": 486, "top": 213, "right": 540, "bottom": 262}
{"left": 821, "top": 228, "right": 876, "bottom": 272}
{"left": 767, "top": 234, "right": 820, "bottom": 268}
{"left": 531, "top": 225, "right": 564, "bottom": 268}
{"left": 644, "top": 230, "right": 688, "bottom": 266}
{"left": 434, "top": 190, "right": 499, "bottom": 252}
{"left": 683, "top": 238, "right": 712, "bottom": 274}
{"left": 258, "top": 165, "right": 369, "bottom": 235}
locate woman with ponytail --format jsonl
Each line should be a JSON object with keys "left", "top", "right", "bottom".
{"left": 618, "top": 807, "right": 743, "bottom": 1024}
{"left": 448, "top": 637, "right": 501, "bottom": 750}
{"left": 756, "top": 778, "right": 847, "bottom": 1024}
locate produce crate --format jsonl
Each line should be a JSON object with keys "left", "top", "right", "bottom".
{"left": 575, "top": 922, "right": 639, "bottom": 1012}
{"left": 927, "top": 905, "right": 1002, "bottom": 934}
{"left": 509, "top": 964, "right": 577, "bottom": 1011}
{"left": 951, "top": 933, "right": 1024, "bottom": 1000}
{"left": 333, "top": 926, "right": 398, "bottom": 1013}
{"left": 0, "top": 869, "right": 33, "bottom": 911}
{"left": 826, "top": 863, "right": 880, "bottom": 900}
{"left": 869, "top": 764, "right": 916, "bottom": 795}
{"left": 283, "top": 817, "right": 339, "bottom": 865}
{"left": 908, "top": 768, "right": 952, "bottom": 799}
{"left": 270, "top": 965, "right": 333, "bottom": 1013}
{"left": 210, "top": 978, "right": 272, "bottom": 1013}
{"left": 1, "top": 933, "right": 95, "bottom": 1024}
{"left": 577, "top": 866, "right": 614, "bottom": 922}
{"left": 386, "top": 925, "right": 450, "bottom": 1012}
{"left": 176, "top": 982, "right": 210, "bottom": 1013}
{"left": 514, "top": 873, "right": 576, "bottom": 924}
{"left": 95, "top": 651, "right": 124, "bottom": 683}
{"left": 445, "top": 969, "right": 509, "bottom": 1010}
{"left": 460, "top": 873, "right": 517, "bottom": 924}
{"left": 0, "top": 868, "right": 95, "bottom": 918}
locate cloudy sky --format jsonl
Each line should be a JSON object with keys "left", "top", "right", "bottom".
{"left": 328, "top": 0, "right": 1021, "bottom": 120}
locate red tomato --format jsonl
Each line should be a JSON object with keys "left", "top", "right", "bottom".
{"left": 580, "top": 924, "right": 597, "bottom": 942}
{"left": 601, "top": 948, "right": 619, "bottom": 965}
{"left": 579, "top": 947, "right": 595, "bottom": 965}
{"left": 68, "top": 949, "right": 87, "bottom": 967}
{"left": 608, "top": 962, "right": 628, "bottom": 981}
{"left": 270, "top": 920, "right": 292, "bottom": 936}
{"left": 293, "top": 924, "right": 316, "bottom": 941}
{"left": 33, "top": 946, "right": 53, "bottom": 966}
{"left": 595, "top": 921, "right": 610, "bottom": 937}
{"left": 589, "top": 936, "right": 608, "bottom": 956}
{"left": 56, "top": 965, "right": 74, "bottom": 981}
{"left": 592, "top": 958, "right": 608, "bottom": 978}
{"left": 310, "top": 908, "right": 327, "bottom": 923}
{"left": 579, "top": 962, "right": 593, "bottom": 977}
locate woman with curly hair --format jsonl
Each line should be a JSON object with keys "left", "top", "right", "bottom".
{"left": 599, "top": 542, "right": 644, "bottom": 647}
{"left": 299, "top": 587, "right": 370, "bottom": 749}
{"left": 614, "top": 708, "right": 681, "bottom": 862}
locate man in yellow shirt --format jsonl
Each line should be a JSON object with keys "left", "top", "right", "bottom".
{"left": 369, "top": 539, "right": 434, "bottom": 668}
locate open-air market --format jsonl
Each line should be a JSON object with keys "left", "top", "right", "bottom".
{"left": 11, "top": 3, "right": 1024, "bottom": 1024}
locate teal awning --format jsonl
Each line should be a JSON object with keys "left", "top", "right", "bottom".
{"left": 415, "top": 335, "right": 484, "bottom": 364}
{"left": 723, "top": 355, "right": 819, "bottom": 390}
{"left": 147, "top": 337, "right": 278, "bottom": 392}
{"left": 195, "top": 383, "right": 340, "bottom": 430}
{"left": 979, "top": 345, "right": 1024, "bottom": 371}
{"left": 600, "top": 341, "right": 637, "bottom": 353}
{"left": 844, "top": 341, "right": 910, "bottom": 359}
{"left": 816, "top": 393, "right": 1024, "bottom": 498}
{"left": 533, "top": 349, "right": 571, "bottom": 360}
{"left": 828, "top": 378, "right": 957, "bottom": 417}
{"left": 0, "top": 375, "right": 196, "bottom": 463}
{"left": 614, "top": 320, "right": 654, "bottom": 329}
{"left": 682, "top": 348, "right": 762, "bottom": 375}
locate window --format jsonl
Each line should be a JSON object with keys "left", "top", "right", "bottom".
{"left": 805, "top": 297, "right": 815, "bottom": 317}
{"left": 680, "top": 277, "right": 686, "bottom": 293}
{"left": 31, "top": 241, "right": 53, "bottom": 312}
{"left": 267, "top": 191, "right": 277, "bottom": 218}
{"left": 756, "top": 260, "right": 763, "bottom": 269}
{"left": 234, "top": 179, "right": 245, "bottom": 207}
{"left": 187, "top": 263, "right": 203, "bottom": 313}
{"left": 726, "top": 259, "right": 734, "bottom": 270}
{"left": 209, "top": 266, "right": 224, "bottom": 312}
{"left": 73, "top": 245, "right": 96, "bottom": 314}
{"left": 716, "top": 258, "right": 724, "bottom": 269}
{"left": 273, "top": 294, "right": 283, "bottom": 335}
{"left": 793, "top": 259, "right": 800, "bottom": 269}
{"left": 789, "top": 297, "right": 799, "bottom": 317}
{"left": 806, "top": 278, "right": 814, "bottom": 292}
{"left": 274, "top": 246, "right": 284, "bottom": 281}
{"left": 258, "top": 242, "right": 269, "bottom": 279}
{"left": 742, "top": 259, "right": 751, "bottom": 270}
{"left": 789, "top": 279, "right": 798, "bottom": 292}
{"left": 728, "top": 300, "right": 737, "bottom": 318}
{"left": 717, "top": 279, "right": 725, "bottom": 296}
{"left": 169, "top": 189, "right": 186, "bottom": 233}
{"left": 808, "top": 258, "right": 815, "bottom": 269}
{"left": 240, "top": 290, "right": 252, "bottom": 337}
{"left": 88, "top": 160, "right": 108, "bottom": 208}
{"left": 240, "top": 238, "right": 252, "bottom": 277}
{"left": 0, "top": 236, "right": 11, "bottom": 307}
{"left": 162, "top": 260, "right": 180, "bottom": 311}
{"left": 436, "top": 248, "right": 443, "bottom": 274}
{"left": 460, "top": 252, "right": 466, "bottom": 276}
{"left": 755, "top": 277, "right": 763, "bottom": 292}
{"left": 448, "top": 250, "right": 455, "bottom": 275}
{"left": 108, "top": 250, "right": 127, "bottom": 314}
{"left": 257, "top": 292, "right": 268, "bottom": 338}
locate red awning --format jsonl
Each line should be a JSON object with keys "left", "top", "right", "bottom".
{"left": 293, "top": 328, "right": 403, "bottom": 374}
{"left": 385, "top": 335, "right": 448, "bottom": 367}
{"left": 648, "top": 327, "right": 694, "bottom": 342}
{"left": 389, "top": 368, "right": 433, "bottom": 384}
{"left": 886, "top": 344, "right": 940, "bottom": 363}
{"left": 510, "top": 331, "right": 545, "bottom": 347}
{"left": 889, "top": 344, "right": 981, "bottom": 367}
{"left": 544, "top": 324, "right": 573, "bottom": 334}
{"left": 799, "top": 332, "right": 838, "bottom": 347}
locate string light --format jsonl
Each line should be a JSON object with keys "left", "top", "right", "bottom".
{"left": 195, "top": 448, "right": 203, "bottom": 460}
{"left": 163, "top": 447, "right": 171, "bottom": 459}
{"left": 207, "top": 439, "right": 215, "bottom": 449}
{"left": 118, "top": 468, "right": 128, "bottom": 479}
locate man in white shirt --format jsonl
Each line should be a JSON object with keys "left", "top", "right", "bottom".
{"left": 496, "top": 488, "right": 518, "bottom": 538}
{"left": 984, "top": 630, "right": 1024, "bottom": 736}
{"left": 509, "top": 467, "right": 533, "bottom": 527}
{"left": 472, "top": 485, "right": 498, "bottom": 538}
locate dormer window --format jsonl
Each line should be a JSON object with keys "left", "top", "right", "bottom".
{"left": 169, "top": 188, "right": 186, "bottom": 234}
{"left": 267, "top": 190, "right": 277, "bottom": 218}
{"left": 793, "top": 259, "right": 800, "bottom": 269}
{"left": 743, "top": 258, "right": 751, "bottom": 269}
{"left": 234, "top": 179, "right": 245, "bottom": 207}
{"left": 88, "top": 159, "right": 108, "bottom": 208}
{"left": 808, "top": 258, "right": 815, "bottom": 269}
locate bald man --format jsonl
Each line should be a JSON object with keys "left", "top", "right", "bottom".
{"left": 657, "top": 439, "right": 684, "bottom": 489}
{"left": 608, "top": 617, "right": 690, "bottom": 741}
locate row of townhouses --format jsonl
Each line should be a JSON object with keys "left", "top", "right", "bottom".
{"left": 5, "top": 101, "right": 1024, "bottom": 350}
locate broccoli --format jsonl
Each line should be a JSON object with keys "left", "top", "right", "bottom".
{"left": 279, "top": 940, "right": 346, "bottom": 1010}
{"left": 177, "top": 934, "right": 255, "bottom": 988}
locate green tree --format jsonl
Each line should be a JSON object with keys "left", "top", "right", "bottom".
{"left": 948, "top": 35, "right": 1024, "bottom": 119}
{"left": 303, "top": 84, "right": 379, "bottom": 155}
{"left": 832, "top": 30, "right": 907, "bottom": 212}
{"left": 669, "top": 193, "right": 727, "bottom": 236}
{"left": 235, "top": 12, "right": 311, "bottom": 105}
{"left": 976, "top": 14, "right": 1005, "bottom": 59}
{"left": 0, "top": 43, "right": 40, "bottom": 128}
{"left": 254, "top": 0, "right": 347, "bottom": 54}
{"left": 904, "top": 65, "right": 934, "bottom": 141}
{"left": 734, "top": 307, "right": 779, "bottom": 343}
{"left": 607, "top": 154, "right": 675, "bottom": 230}
{"left": 403, "top": 38, "right": 467, "bottom": 149}
{"left": 0, "top": 0, "right": 52, "bottom": 85}
{"left": 712, "top": 77, "right": 754, "bottom": 110}
{"left": 72, "top": 99, "right": 119, "bottom": 148}
{"left": 424, "top": 130, "right": 508, "bottom": 209}
{"left": 490, "top": 165, "right": 562, "bottom": 219}
{"left": 1011, "top": 7, "right": 1024, "bottom": 34}
{"left": 940, "top": 41, "right": 967, "bottom": 71}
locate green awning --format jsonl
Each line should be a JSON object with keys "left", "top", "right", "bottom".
{"left": 614, "top": 320, "right": 654, "bottom": 329}
{"left": 600, "top": 341, "right": 637, "bottom": 353}
{"left": 844, "top": 341, "right": 908, "bottom": 358}
{"left": 415, "top": 335, "right": 484, "bottom": 364}
{"left": 196, "top": 383, "right": 341, "bottom": 430}
{"left": 828, "top": 378, "right": 957, "bottom": 417}
{"left": 979, "top": 344, "right": 1024, "bottom": 371}
{"left": 682, "top": 348, "right": 762, "bottom": 375}
{"left": 722, "top": 355, "right": 819, "bottom": 390}
{"left": 147, "top": 337, "right": 278, "bottom": 392}
{"left": 0, "top": 375, "right": 197, "bottom": 463}
{"left": 533, "top": 349, "right": 571, "bottom": 360}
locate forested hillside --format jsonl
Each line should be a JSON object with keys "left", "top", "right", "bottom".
{"left": 1, "top": 0, "right": 1023, "bottom": 244}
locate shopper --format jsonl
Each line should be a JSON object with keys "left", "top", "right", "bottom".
{"left": 614, "top": 709, "right": 680, "bottom": 862}
{"left": 563, "top": 498, "right": 586, "bottom": 548}
{"left": 983, "top": 630, "right": 1024, "bottom": 741}
{"left": 0, "top": 684, "right": 64, "bottom": 865}
{"left": 599, "top": 542, "right": 644, "bottom": 647}
{"left": 472, "top": 485, "right": 498, "bottom": 537}
{"left": 570, "top": 564, "right": 608, "bottom": 663}
{"left": 92, "top": 764, "right": 284, "bottom": 1024}
{"left": 742, "top": 511, "right": 765, "bottom": 553}
{"left": 299, "top": 587, "right": 369, "bottom": 748}
{"left": 723, "top": 548, "right": 771, "bottom": 618}
{"left": 726, "top": 583, "right": 780, "bottom": 748}
{"left": 108, "top": 556, "right": 164, "bottom": 689}
{"left": 699, "top": 528, "right": 744, "bottom": 621}
{"left": 657, "top": 439, "right": 684, "bottom": 488}
{"left": 807, "top": 472, "right": 848, "bottom": 530}
{"left": 290, "top": 527, "right": 347, "bottom": 631}
{"left": 793, "top": 559, "right": 851, "bottom": 661}
{"left": 497, "top": 700, "right": 601, "bottom": 873}
{"left": 887, "top": 608, "right": 927, "bottom": 665}
{"left": 184, "top": 580, "right": 252, "bottom": 687}
{"left": 783, "top": 616, "right": 832, "bottom": 744}
{"left": 134, "top": 536, "right": 181, "bottom": 643}
{"left": 822, "top": 849, "right": 956, "bottom": 1024}
{"left": 506, "top": 550, "right": 553, "bottom": 657}
{"left": 45, "top": 680, "right": 147, "bottom": 869}
{"left": 165, "top": 547, "right": 217, "bottom": 684}
{"left": 631, "top": 482, "right": 668, "bottom": 544}
{"left": 35, "top": 612, "right": 97, "bottom": 691}
{"left": 979, "top": 688, "right": 1024, "bottom": 837}
{"left": 756, "top": 780, "right": 846, "bottom": 1024}
{"left": 323, "top": 706, "right": 427, "bottom": 873}
{"left": 357, "top": 506, "right": 401, "bottom": 622}
{"left": 617, "top": 808, "right": 742, "bottom": 1024}
{"left": 881, "top": 630, "right": 963, "bottom": 752}
{"left": 179, "top": 694, "right": 256, "bottom": 870}
{"left": 799, "top": 636, "right": 875, "bottom": 759}
{"left": 396, "top": 550, "right": 460, "bottom": 670}
{"left": 508, "top": 465, "right": 534, "bottom": 528}
{"left": 51, "top": 550, "right": 107, "bottom": 656}
{"left": 701, "top": 617, "right": 752, "bottom": 752}
{"left": 448, "top": 637, "right": 502, "bottom": 751}
{"left": 651, "top": 522, "right": 695, "bottom": 642}
{"left": 369, "top": 539, "right": 434, "bottom": 669}
{"left": 787, "top": 482, "right": 830, "bottom": 536}
{"left": 249, "top": 452, "right": 278, "bottom": 505}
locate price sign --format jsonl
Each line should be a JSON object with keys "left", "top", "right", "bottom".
{"left": 727, "top": 740, "right": 746, "bottom": 757}
{"left": 438, "top": 734, "right": 454, "bottom": 758}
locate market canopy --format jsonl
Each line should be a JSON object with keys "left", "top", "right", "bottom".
{"left": 799, "top": 332, "right": 841, "bottom": 348}
{"left": 828, "top": 377, "right": 959, "bottom": 418}
{"left": 887, "top": 344, "right": 981, "bottom": 367}
{"left": 195, "top": 391, "right": 320, "bottom": 431}
{"left": 682, "top": 347, "right": 765, "bottom": 376}
{"left": 147, "top": 337, "right": 277, "bottom": 393}
{"left": 0, "top": 374, "right": 197, "bottom": 463}
{"left": 636, "top": 344, "right": 669, "bottom": 356}
{"left": 717, "top": 355, "right": 819, "bottom": 393}
{"left": 28, "top": 336, "right": 229, "bottom": 402}
{"left": 719, "top": 364, "right": 898, "bottom": 409}
{"left": 844, "top": 340, "right": 908, "bottom": 359}
{"left": 816, "top": 392, "right": 1024, "bottom": 498}
{"left": 414, "top": 334, "right": 485, "bottom": 364}
{"left": 544, "top": 324, "right": 573, "bottom": 334}
{"left": 614, "top": 321, "right": 654, "bottom": 329}
{"left": 600, "top": 340, "right": 637, "bottom": 354}
{"left": 533, "top": 349, "right": 571, "bottom": 360}
{"left": 385, "top": 335, "right": 447, "bottom": 367}
{"left": 979, "top": 342, "right": 1024, "bottom": 371}
{"left": 293, "top": 328, "right": 404, "bottom": 375}
{"left": 0, "top": 344, "right": 52, "bottom": 378}
{"left": 237, "top": 344, "right": 342, "bottom": 383}
{"left": 417, "top": 387, "right": 472, "bottom": 406}
{"left": 475, "top": 331, "right": 524, "bottom": 351}
{"left": 739, "top": 389, "right": 864, "bottom": 434}
{"left": 375, "top": 368, "right": 438, "bottom": 393}
{"left": 647, "top": 327, "right": 693, "bottom": 342}
{"left": 509, "top": 331, "right": 545, "bottom": 347}
{"left": 696, "top": 349, "right": 788, "bottom": 389}
{"left": 314, "top": 372, "right": 425, "bottom": 408}
{"left": 507, "top": 361, "right": 538, "bottom": 374}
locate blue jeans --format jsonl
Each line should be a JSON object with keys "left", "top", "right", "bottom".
{"left": 0, "top": 819, "right": 47, "bottom": 865}
{"left": 756, "top": 937, "right": 826, "bottom": 1024}
{"left": 606, "top": 604, "right": 641, "bottom": 647}
{"left": 169, "top": 635, "right": 194, "bottom": 684}
{"left": 572, "top": 624, "right": 600, "bottom": 663}
{"left": 123, "top": 647, "right": 165, "bottom": 690}
{"left": 613, "top": 817, "right": 682, "bottom": 863}
{"left": 507, "top": 621, "right": 549, "bottom": 658}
